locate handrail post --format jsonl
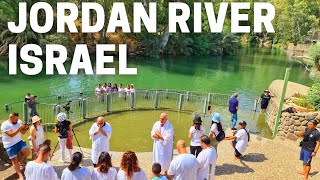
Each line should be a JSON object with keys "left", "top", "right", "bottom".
{"left": 82, "top": 98, "right": 87, "bottom": 119}
{"left": 23, "top": 102, "right": 28, "bottom": 123}
{"left": 52, "top": 104, "right": 56, "bottom": 124}
{"left": 207, "top": 93, "right": 212, "bottom": 104}
{"left": 253, "top": 98, "right": 258, "bottom": 111}
{"left": 207, "top": 163, "right": 212, "bottom": 180}
{"left": 273, "top": 68, "right": 291, "bottom": 138}
{"left": 166, "top": 89, "right": 169, "bottom": 99}
{"left": 130, "top": 92, "right": 135, "bottom": 108}
{"left": 154, "top": 91, "right": 159, "bottom": 108}
{"left": 4, "top": 104, "right": 9, "bottom": 112}
{"left": 145, "top": 90, "right": 149, "bottom": 99}
{"left": 56, "top": 105, "right": 61, "bottom": 115}
{"left": 106, "top": 94, "right": 111, "bottom": 112}
{"left": 186, "top": 91, "right": 190, "bottom": 101}
{"left": 178, "top": 94, "right": 184, "bottom": 110}
{"left": 203, "top": 98, "right": 208, "bottom": 114}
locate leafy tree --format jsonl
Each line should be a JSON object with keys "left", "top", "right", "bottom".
{"left": 307, "top": 82, "right": 320, "bottom": 110}
{"left": 308, "top": 43, "right": 320, "bottom": 71}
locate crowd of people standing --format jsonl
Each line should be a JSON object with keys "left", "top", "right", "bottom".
{"left": 95, "top": 83, "right": 136, "bottom": 99}
{"left": 3, "top": 89, "right": 319, "bottom": 180}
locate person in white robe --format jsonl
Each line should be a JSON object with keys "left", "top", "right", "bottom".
{"left": 89, "top": 116, "right": 112, "bottom": 166}
{"left": 151, "top": 112, "right": 174, "bottom": 175}
{"left": 25, "top": 145, "right": 58, "bottom": 180}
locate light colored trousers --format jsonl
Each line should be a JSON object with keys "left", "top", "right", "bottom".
{"left": 58, "top": 138, "right": 72, "bottom": 161}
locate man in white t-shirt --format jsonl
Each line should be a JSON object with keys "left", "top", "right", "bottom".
{"left": 25, "top": 144, "right": 58, "bottom": 180}
{"left": 225, "top": 121, "right": 249, "bottom": 159}
{"left": 1, "top": 113, "right": 30, "bottom": 180}
{"left": 168, "top": 140, "right": 200, "bottom": 180}
{"left": 197, "top": 135, "right": 217, "bottom": 180}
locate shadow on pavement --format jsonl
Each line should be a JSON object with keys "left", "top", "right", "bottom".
{"left": 215, "top": 162, "right": 254, "bottom": 175}
{"left": 241, "top": 153, "right": 268, "bottom": 162}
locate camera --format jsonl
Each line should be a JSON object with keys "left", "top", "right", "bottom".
{"left": 62, "top": 100, "right": 72, "bottom": 112}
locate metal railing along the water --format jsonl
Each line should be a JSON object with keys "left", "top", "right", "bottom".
{"left": 1, "top": 90, "right": 231, "bottom": 124}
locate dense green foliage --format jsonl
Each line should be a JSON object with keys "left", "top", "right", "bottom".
{"left": 307, "top": 82, "right": 320, "bottom": 110}
{"left": 308, "top": 43, "right": 320, "bottom": 71}
{"left": 0, "top": 0, "right": 319, "bottom": 57}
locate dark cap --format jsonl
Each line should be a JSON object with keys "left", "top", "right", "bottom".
{"left": 309, "top": 119, "right": 318, "bottom": 125}
{"left": 193, "top": 115, "right": 202, "bottom": 124}
{"left": 264, "top": 90, "right": 270, "bottom": 93}
{"left": 239, "top": 121, "right": 247, "bottom": 126}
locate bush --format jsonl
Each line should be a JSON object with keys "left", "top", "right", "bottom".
{"left": 307, "top": 82, "right": 320, "bottom": 110}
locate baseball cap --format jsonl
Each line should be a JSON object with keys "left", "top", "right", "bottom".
{"left": 239, "top": 121, "right": 247, "bottom": 126}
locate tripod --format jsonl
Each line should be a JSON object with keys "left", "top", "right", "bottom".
{"left": 50, "top": 128, "right": 84, "bottom": 160}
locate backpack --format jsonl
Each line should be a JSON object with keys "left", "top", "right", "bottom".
{"left": 57, "top": 121, "right": 69, "bottom": 138}
{"left": 214, "top": 130, "right": 225, "bottom": 142}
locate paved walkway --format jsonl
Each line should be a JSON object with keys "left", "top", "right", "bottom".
{"left": 1, "top": 130, "right": 320, "bottom": 179}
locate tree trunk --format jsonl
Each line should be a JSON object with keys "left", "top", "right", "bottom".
{"left": 90, "top": 11, "right": 94, "bottom": 47}
{"left": 160, "top": 26, "right": 170, "bottom": 50}
{"left": 315, "top": 58, "right": 320, "bottom": 71}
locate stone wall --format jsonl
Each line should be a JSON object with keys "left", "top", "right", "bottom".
{"left": 277, "top": 112, "right": 320, "bottom": 140}
{"left": 265, "top": 80, "right": 310, "bottom": 132}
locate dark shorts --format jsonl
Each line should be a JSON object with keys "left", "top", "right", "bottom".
{"left": 232, "top": 140, "right": 242, "bottom": 157}
{"left": 190, "top": 145, "right": 202, "bottom": 157}
{"left": 300, "top": 149, "right": 313, "bottom": 166}
{"left": 261, "top": 103, "right": 268, "bottom": 109}
{"left": 5, "top": 140, "right": 28, "bottom": 159}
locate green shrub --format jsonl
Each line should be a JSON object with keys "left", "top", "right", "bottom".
{"left": 307, "top": 82, "right": 320, "bottom": 110}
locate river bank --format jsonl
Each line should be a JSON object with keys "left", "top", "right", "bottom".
{"left": 1, "top": 129, "right": 320, "bottom": 179}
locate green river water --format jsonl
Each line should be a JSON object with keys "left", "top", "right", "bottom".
{"left": 0, "top": 47, "right": 317, "bottom": 152}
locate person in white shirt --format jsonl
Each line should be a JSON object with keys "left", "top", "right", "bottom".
{"left": 118, "top": 83, "right": 124, "bottom": 97}
{"left": 130, "top": 84, "right": 136, "bottom": 94}
{"left": 225, "top": 121, "right": 249, "bottom": 159}
{"left": 61, "top": 152, "right": 91, "bottom": 180}
{"left": 89, "top": 116, "right": 112, "bottom": 167}
{"left": 95, "top": 84, "right": 103, "bottom": 94}
{"left": 117, "top": 151, "right": 148, "bottom": 180}
{"left": 1, "top": 113, "right": 30, "bottom": 180}
{"left": 124, "top": 84, "right": 131, "bottom": 98}
{"left": 28, "top": 115, "right": 45, "bottom": 160}
{"left": 196, "top": 135, "right": 217, "bottom": 180}
{"left": 102, "top": 83, "right": 107, "bottom": 93}
{"left": 95, "top": 83, "right": 104, "bottom": 102}
{"left": 209, "top": 113, "right": 223, "bottom": 151}
{"left": 168, "top": 140, "right": 200, "bottom": 180}
{"left": 91, "top": 152, "right": 117, "bottom": 180}
{"left": 151, "top": 112, "right": 174, "bottom": 175}
{"left": 188, "top": 115, "right": 205, "bottom": 157}
{"left": 25, "top": 144, "right": 58, "bottom": 180}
